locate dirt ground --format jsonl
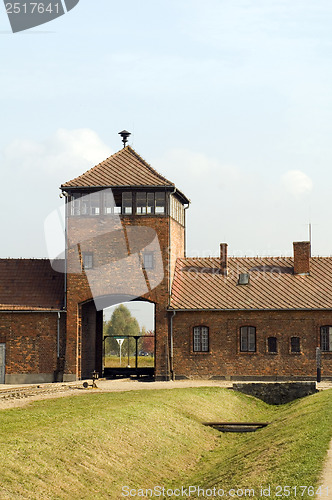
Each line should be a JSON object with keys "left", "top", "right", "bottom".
{"left": 0, "top": 377, "right": 331, "bottom": 411}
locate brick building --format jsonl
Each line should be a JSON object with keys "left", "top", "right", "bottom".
{"left": 0, "top": 142, "right": 332, "bottom": 383}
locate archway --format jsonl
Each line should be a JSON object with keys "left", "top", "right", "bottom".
{"left": 79, "top": 297, "right": 155, "bottom": 379}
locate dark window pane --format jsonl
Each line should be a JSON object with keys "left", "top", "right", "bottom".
{"left": 122, "top": 192, "right": 133, "bottom": 215}
{"left": 155, "top": 192, "right": 165, "bottom": 214}
{"left": 193, "top": 327, "right": 201, "bottom": 352}
{"left": 193, "top": 326, "right": 209, "bottom": 352}
{"left": 80, "top": 193, "right": 90, "bottom": 215}
{"left": 113, "top": 193, "right": 122, "bottom": 214}
{"left": 291, "top": 337, "right": 300, "bottom": 353}
{"left": 147, "top": 193, "right": 155, "bottom": 214}
{"left": 268, "top": 337, "right": 277, "bottom": 353}
{"left": 104, "top": 191, "right": 114, "bottom": 214}
{"left": 240, "top": 327, "right": 248, "bottom": 351}
{"left": 136, "top": 192, "right": 147, "bottom": 214}
{"left": 201, "top": 327, "right": 209, "bottom": 351}
{"left": 90, "top": 192, "right": 100, "bottom": 215}
{"left": 248, "top": 327, "right": 256, "bottom": 352}
{"left": 321, "top": 326, "right": 331, "bottom": 352}
{"left": 71, "top": 193, "right": 81, "bottom": 216}
{"left": 240, "top": 326, "right": 256, "bottom": 352}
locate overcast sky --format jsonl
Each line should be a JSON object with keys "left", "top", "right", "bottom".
{"left": 1, "top": 0, "right": 332, "bottom": 260}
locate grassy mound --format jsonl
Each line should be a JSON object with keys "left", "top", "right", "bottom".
{"left": 172, "top": 388, "right": 332, "bottom": 499}
{"left": 0, "top": 387, "right": 330, "bottom": 499}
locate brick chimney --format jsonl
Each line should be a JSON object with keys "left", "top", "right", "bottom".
{"left": 220, "top": 243, "right": 228, "bottom": 276}
{"left": 293, "top": 241, "right": 311, "bottom": 275}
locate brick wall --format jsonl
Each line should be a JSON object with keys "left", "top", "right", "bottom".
{"left": 65, "top": 209, "right": 184, "bottom": 380}
{"left": 0, "top": 311, "right": 66, "bottom": 383}
{"left": 172, "top": 310, "right": 332, "bottom": 380}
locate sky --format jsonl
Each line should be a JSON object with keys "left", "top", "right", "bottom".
{"left": 2, "top": 0, "right": 332, "bottom": 268}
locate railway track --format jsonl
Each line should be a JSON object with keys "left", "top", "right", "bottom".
{"left": 0, "top": 383, "right": 85, "bottom": 402}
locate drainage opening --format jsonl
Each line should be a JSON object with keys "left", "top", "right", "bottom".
{"left": 203, "top": 422, "right": 269, "bottom": 433}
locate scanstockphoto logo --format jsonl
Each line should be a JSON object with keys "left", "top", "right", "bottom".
{"left": 4, "top": 0, "right": 80, "bottom": 33}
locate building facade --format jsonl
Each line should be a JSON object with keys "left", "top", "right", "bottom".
{"left": 0, "top": 144, "right": 332, "bottom": 383}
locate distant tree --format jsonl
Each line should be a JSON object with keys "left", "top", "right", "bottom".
{"left": 103, "top": 305, "right": 140, "bottom": 357}
{"left": 139, "top": 328, "right": 155, "bottom": 355}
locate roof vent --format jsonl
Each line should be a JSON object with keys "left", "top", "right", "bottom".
{"left": 118, "top": 130, "right": 131, "bottom": 148}
{"left": 238, "top": 273, "right": 250, "bottom": 285}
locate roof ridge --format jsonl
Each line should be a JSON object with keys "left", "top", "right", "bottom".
{"left": 126, "top": 146, "right": 174, "bottom": 186}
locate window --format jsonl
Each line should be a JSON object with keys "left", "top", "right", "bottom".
{"left": 290, "top": 337, "right": 301, "bottom": 353}
{"left": 90, "top": 192, "right": 100, "bottom": 215}
{"left": 70, "top": 193, "right": 81, "bottom": 216}
{"left": 104, "top": 191, "right": 113, "bottom": 214}
{"left": 240, "top": 326, "right": 256, "bottom": 352}
{"left": 193, "top": 326, "right": 209, "bottom": 352}
{"left": 147, "top": 193, "right": 155, "bottom": 214}
{"left": 155, "top": 192, "right": 166, "bottom": 214}
{"left": 321, "top": 326, "right": 332, "bottom": 352}
{"left": 83, "top": 253, "right": 93, "bottom": 270}
{"left": 80, "top": 193, "right": 90, "bottom": 215}
{"left": 104, "top": 191, "right": 121, "bottom": 214}
{"left": 267, "top": 337, "right": 277, "bottom": 353}
{"left": 143, "top": 252, "right": 154, "bottom": 270}
{"left": 136, "top": 192, "right": 147, "bottom": 214}
{"left": 122, "top": 192, "right": 133, "bottom": 215}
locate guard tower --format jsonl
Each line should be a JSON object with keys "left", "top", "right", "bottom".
{"left": 60, "top": 136, "right": 189, "bottom": 381}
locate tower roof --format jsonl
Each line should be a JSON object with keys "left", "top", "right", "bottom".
{"left": 61, "top": 146, "right": 188, "bottom": 202}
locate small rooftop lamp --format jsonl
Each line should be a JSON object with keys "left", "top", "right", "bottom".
{"left": 118, "top": 130, "right": 131, "bottom": 148}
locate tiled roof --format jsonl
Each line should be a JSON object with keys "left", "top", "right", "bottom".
{"left": 62, "top": 146, "right": 175, "bottom": 189}
{"left": 170, "top": 256, "right": 332, "bottom": 310}
{"left": 0, "top": 259, "right": 64, "bottom": 311}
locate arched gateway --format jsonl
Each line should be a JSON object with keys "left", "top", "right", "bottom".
{"left": 60, "top": 143, "right": 189, "bottom": 381}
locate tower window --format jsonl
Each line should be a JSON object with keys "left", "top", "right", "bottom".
{"left": 155, "top": 192, "right": 165, "bottom": 214}
{"left": 70, "top": 193, "right": 81, "bottom": 216}
{"left": 320, "top": 326, "right": 332, "bottom": 352}
{"left": 193, "top": 326, "right": 209, "bottom": 352}
{"left": 104, "top": 191, "right": 121, "bottom": 214}
{"left": 83, "top": 252, "right": 93, "bottom": 270}
{"left": 90, "top": 192, "right": 100, "bottom": 215}
{"left": 147, "top": 193, "right": 155, "bottom": 214}
{"left": 290, "top": 337, "right": 301, "bottom": 353}
{"left": 80, "top": 193, "right": 90, "bottom": 215}
{"left": 240, "top": 326, "right": 256, "bottom": 352}
{"left": 122, "top": 192, "right": 133, "bottom": 215}
{"left": 136, "top": 192, "right": 147, "bottom": 214}
{"left": 267, "top": 336, "right": 277, "bottom": 353}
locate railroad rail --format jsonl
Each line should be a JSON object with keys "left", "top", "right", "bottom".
{"left": 0, "top": 383, "right": 84, "bottom": 402}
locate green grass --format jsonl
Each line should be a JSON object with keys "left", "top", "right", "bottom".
{"left": 0, "top": 388, "right": 331, "bottom": 499}
{"left": 104, "top": 354, "right": 154, "bottom": 368}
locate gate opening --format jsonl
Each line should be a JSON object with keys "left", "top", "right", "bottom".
{"left": 102, "top": 301, "right": 155, "bottom": 379}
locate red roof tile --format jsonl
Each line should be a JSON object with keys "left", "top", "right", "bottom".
{"left": 170, "top": 256, "right": 332, "bottom": 310}
{"left": 0, "top": 259, "right": 64, "bottom": 311}
{"left": 62, "top": 146, "right": 175, "bottom": 189}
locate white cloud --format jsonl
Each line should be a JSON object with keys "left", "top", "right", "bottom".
{"left": 0, "top": 129, "right": 111, "bottom": 258}
{"left": 281, "top": 170, "right": 313, "bottom": 198}
{"left": 154, "top": 148, "right": 240, "bottom": 193}
{"left": 3, "top": 128, "right": 111, "bottom": 178}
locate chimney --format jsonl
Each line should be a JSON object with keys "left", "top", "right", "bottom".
{"left": 293, "top": 241, "right": 311, "bottom": 275}
{"left": 220, "top": 243, "right": 228, "bottom": 276}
